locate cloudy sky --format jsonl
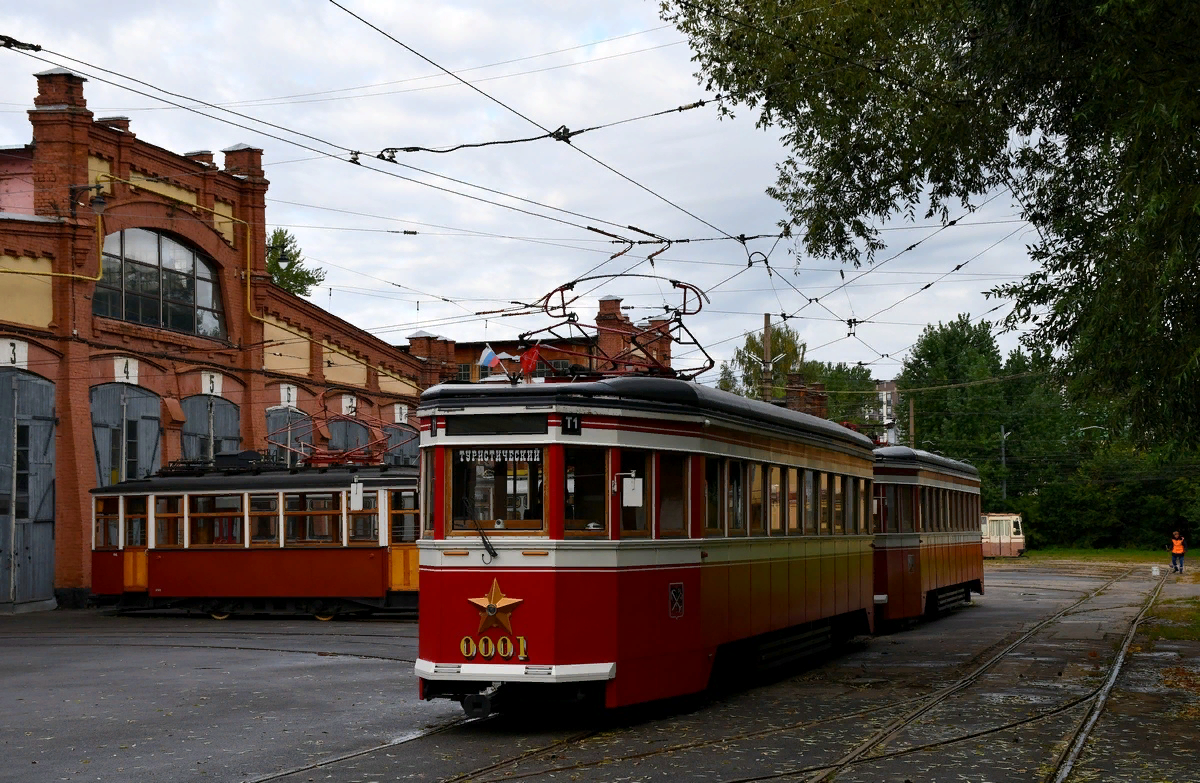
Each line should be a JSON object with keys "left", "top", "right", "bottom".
{"left": 0, "top": 1, "right": 1036, "bottom": 383}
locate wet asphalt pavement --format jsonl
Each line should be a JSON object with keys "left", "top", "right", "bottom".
{"left": 1, "top": 562, "right": 1196, "bottom": 783}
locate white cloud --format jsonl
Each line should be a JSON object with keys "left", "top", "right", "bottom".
{"left": 0, "top": 1, "right": 1035, "bottom": 381}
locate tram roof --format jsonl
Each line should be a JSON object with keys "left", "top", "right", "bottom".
{"left": 420, "top": 376, "right": 875, "bottom": 453}
{"left": 90, "top": 463, "right": 417, "bottom": 495}
{"left": 873, "top": 446, "right": 979, "bottom": 479}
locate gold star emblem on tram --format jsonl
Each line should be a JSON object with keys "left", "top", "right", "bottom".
{"left": 468, "top": 579, "right": 523, "bottom": 634}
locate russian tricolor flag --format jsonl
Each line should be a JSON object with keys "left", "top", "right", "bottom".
{"left": 477, "top": 344, "right": 501, "bottom": 368}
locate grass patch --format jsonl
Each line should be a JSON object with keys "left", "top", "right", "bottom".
{"left": 1143, "top": 597, "right": 1200, "bottom": 642}
{"left": 1023, "top": 547, "right": 1169, "bottom": 564}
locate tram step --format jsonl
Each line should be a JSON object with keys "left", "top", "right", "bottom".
{"left": 756, "top": 624, "right": 833, "bottom": 669}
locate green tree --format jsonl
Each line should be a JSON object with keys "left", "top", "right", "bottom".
{"left": 722, "top": 322, "right": 808, "bottom": 400}
{"left": 266, "top": 228, "right": 326, "bottom": 297}
{"left": 717, "top": 323, "right": 877, "bottom": 426}
{"left": 662, "top": 0, "right": 1200, "bottom": 446}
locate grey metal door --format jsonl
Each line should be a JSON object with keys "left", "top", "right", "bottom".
{"left": 329, "top": 419, "right": 369, "bottom": 451}
{"left": 91, "top": 383, "right": 161, "bottom": 486}
{"left": 265, "top": 407, "right": 312, "bottom": 466}
{"left": 181, "top": 395, "right": 241, "bottom": 460}
{"left": 384, "top": 424, "right": 419, "bottom": 466}
{"left": 0, "top": 369, "right": 56, "bottom": 610}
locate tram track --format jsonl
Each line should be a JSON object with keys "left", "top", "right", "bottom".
{"left": 0, "top": 639, "right": 416, "bottom": 662}
{"left": 443, "top": 566, "right": 1149, "bottom": 783}
{"left": 796, "top": 566, "right": 1144, "bottom": 782}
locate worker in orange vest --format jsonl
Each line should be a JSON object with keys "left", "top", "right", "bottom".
{"left": 1169, "top": 531, "right": 1186, "bottom": 573}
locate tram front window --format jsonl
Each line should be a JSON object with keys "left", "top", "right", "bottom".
{"left": 565, "top": 447, "right": 607, "bottom": 534}
{"left": 451, "top": 448, "right": 544, "bottom": 531}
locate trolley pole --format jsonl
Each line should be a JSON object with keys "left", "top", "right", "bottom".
{"left": 1000, "top": 424, "right": 1008, "bottom": 500}
{"left": 761, "top": 313, "right": 772, "bottom": 401}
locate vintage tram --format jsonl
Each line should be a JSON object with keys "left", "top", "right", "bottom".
{"left": 980, "top": 512, "right": 1026, "bottom": 557}
{"left": 414, "top": 377, "right": 879, "bottom": 715}
{"left": 871, "top": 446, "right": 984, "bottom": 622}
{"left": 90, "top": 453, "right": 421, "bottom": 619}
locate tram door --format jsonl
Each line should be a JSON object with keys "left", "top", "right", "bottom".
{"left": 388, "top": 489, "right": 420, "bottom": 591}
{"left": 0, "top": 369, "right": 56, "bottom": 612}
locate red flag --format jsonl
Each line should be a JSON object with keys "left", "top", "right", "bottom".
{"left": 520, "top": 344, "right": 541, "bottom": 375}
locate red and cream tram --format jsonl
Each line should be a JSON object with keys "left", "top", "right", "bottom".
{"left": 414, "top": 377, "right": 878, "bottom": 715}
{"left": 871, "top": 447, "right": 983, "bottom": 622}
{"left": 91, "top": 453, "right": 421, "bottom": 618}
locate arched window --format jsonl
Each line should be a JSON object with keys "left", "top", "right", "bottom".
{"left": 93, "top": 229, "right": 227, "bottom": 339}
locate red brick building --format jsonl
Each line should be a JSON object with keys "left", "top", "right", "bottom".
{"left": 0, "top": 70, "right": 438, "bottom": 610}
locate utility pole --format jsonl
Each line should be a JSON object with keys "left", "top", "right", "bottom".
{"left": 1000, "top": 424, "right": 1008, "bottom": 500}
{"left": 908, "top": 397, "right": 915, "bottom": 446}
{"left": 761, "top": 313, "right": 772, "bottom": 401}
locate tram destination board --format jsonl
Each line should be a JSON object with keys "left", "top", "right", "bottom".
{"left": 444, "top": 413, "right": 547, "bottom": 436}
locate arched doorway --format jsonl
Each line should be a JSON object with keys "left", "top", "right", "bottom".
{"left": 1, "top": 368, "right": 56, "bottom": 611}
{"left": 90, "top": 383, "right": 161, "bottom": 485}
{"left": 265, "top": 407, "right": 312, "bottom": 466}
{"left": 181, "top": 395, "right": 241, "bottom": 461}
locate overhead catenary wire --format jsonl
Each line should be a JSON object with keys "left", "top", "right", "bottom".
{"left": 327, "top": 0, "right": 743, "bottom": 245}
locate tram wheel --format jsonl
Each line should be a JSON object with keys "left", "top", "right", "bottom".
{"left": 313, "top": 611, "right": 336, "bottom": 622}
{"left": 210, "top": 610, "right": 232, "bottom": 621}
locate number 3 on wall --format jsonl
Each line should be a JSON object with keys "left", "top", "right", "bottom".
{"left": 6, "top": 340, "right": 28, "bottom": 370}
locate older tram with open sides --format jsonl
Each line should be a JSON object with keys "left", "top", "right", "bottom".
{"left": 90, "top": 455, "right": 421, "bottom": 619}
{"left": 415, "top": 377, "right": 879, "bottom": 715}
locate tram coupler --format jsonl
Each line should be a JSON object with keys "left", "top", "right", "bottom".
{"left": 461, "top": 693, "right": 492, "bottom": 718}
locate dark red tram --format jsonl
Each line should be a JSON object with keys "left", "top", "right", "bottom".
{"left": 90, "top": 455, "right": 421, "bottom": 619}
{"left": 871, "top": 446, "right": 983, "bottom": 622}
{"left": 415, "top": 377, "right": 879, "bottom": 715}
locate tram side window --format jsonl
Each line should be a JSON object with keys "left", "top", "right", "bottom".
{"left": 858, "top": 479, "right": 869, "bottom": 535}
{"left": 391, "top": 490, "right": 419, "bottom": 543}
{"left": 748, "top": 463, "right": 766, "bottom": 535}
{"left": 704, "top": 458, "right": 723, "bottom": 536}
{"left": 451, "top": 448, "right": 544, "bottom": 532}
{"left": 658, "top": 452, "right": 687, "bottom": 538}
{"left": 95, "top": 497, "right": 120, "bottom": 549}
{"left": 249, "top": 494, "right": 279, "bottom": 545}
{"left": 421, "top": 451, "right": 434, "bottom": 533}
{"left": 620, "top": 449, "right": 651, "bottom": 535}
{"left": 189, "top": 495, "right": 243, "bottom": 546}
{"left": 900, "top": 486, "right": 915, "bottom": 533}
{"left": 769, "top": 466, "right": 783, "bottom": 534}
{"left": 285, "top": 492, "right": 342, "bottom": 545}
{"left": 844, "top": 477, "right": 856, "bottom": 534}
{"left": 565, "top": 447, "right": 607, "bottom": 535}
{"left": 786, "top": 467, "right": 800, "bottom": 534}
{"left": 832, "top": 475, "right": 845, "bottom": 535}
{"left": 818, "top": 473, "right": 830, "bottom": 534}
{"left": 727, "top": 461, "right": 745, "bottom": 534}
{"left": 800, "top": 470, "right": 814, "bottom": 534}
{"left": 125, "top": 496, "right": 148, "bottom": 547}
{"left": 155, "top": 496, "right": 183, "bottom": 548}
{"left": 349, "top": 491, "right": 379, "bottom": 544}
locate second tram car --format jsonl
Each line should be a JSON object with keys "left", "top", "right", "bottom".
{"left": 981, "top": 512, "right": 1026, "bottom": 557}
{"left": 91, "top": 454, "right": 421, "bottom": 618}
{"left": 871, "top": 447, "right": 983, "bottom": 622}
{"left": 415, "top": 377, "right": 878, "bottom": 715}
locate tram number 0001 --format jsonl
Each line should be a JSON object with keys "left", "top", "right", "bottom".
{"left": 460, "top": 635, "right": 529, "bottom": 661}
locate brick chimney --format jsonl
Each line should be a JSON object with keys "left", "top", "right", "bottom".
{"left": 595, "top": 295, "right": 633, "bottom": 370}
{"left": 33, "top": 68, "right": 87, "bottom": 108}
{"left": 184, "top": 150, "right": 214, "bottom": 166}
{"left": 221, "top": 143, "right": 264, "bottom": 177}
{"left": 29, "top": 70, "right": 93, "bottom": 218}
{"left": 97, "top": 116, "right": 131, "bottom": 132}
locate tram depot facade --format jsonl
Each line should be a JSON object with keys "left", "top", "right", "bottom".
{"left": 0, "top": 70, "right": 445, "bottom": 612}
